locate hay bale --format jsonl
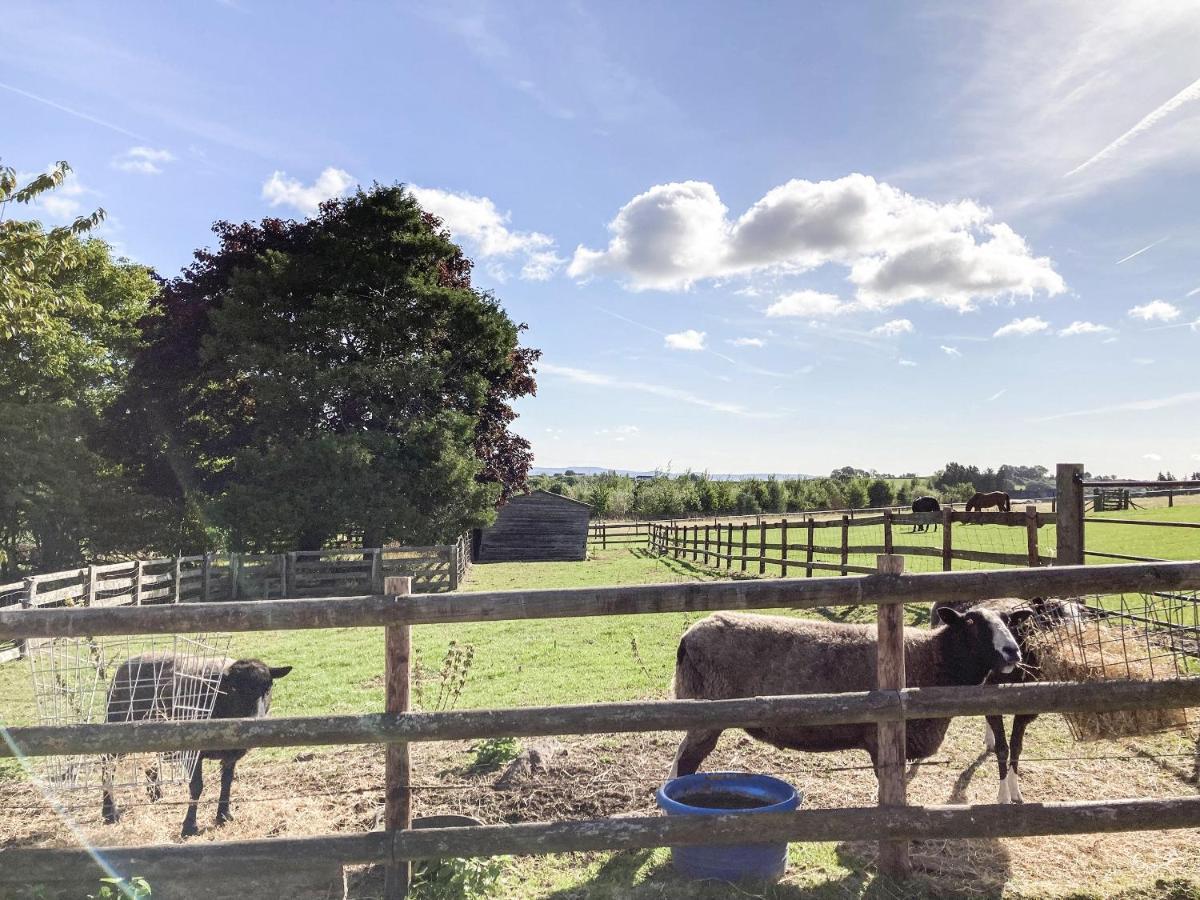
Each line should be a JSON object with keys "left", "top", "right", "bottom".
{"left": 1029, "top": 619, "right": 1190, "bottom": 741}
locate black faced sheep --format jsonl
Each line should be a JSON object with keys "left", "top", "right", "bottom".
{"left": 101, "top": 653, "right": 292, "bottom": 837}
{"left": 670, "top": 608, "right": 1020, "bottom": 780}
{"left": 929, "top": 596, "right": 1086, "bottom": 804}
{"left": 911, "top": 496, "right": 941, "bottom": 532}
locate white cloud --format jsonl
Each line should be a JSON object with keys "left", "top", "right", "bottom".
{"left": 664, "top": 329, "right": 706, "bottom": 351}
{"left": 988, "top": 389, "right": 1007, "bottom": 401}
{"left": 112, "top": 146, "right": 174, "bottom": 174}
{"left": 596, "top": 424, "right": 641, "bottom": 442}
{"left": 870, "top": 319, "right": 914, "bottom": 337}
{"left": 1143, "top": 452, "right": 1163, "bottom": 461}
{"left": 899, "top": 359, "right": 918, "bottom": 367}
{"left": 1191, "top": 453, "right": 1200, "bottom": 461}
{"left": 568, "top": 174, "right": 1064, "bottom": 307}
{"left": 1058, "top": 321, "right": 1115, "bottom": 336}
{"left": 262, "top": 167, "right": 355, "bottom": 217}
{"left": 765, "top": 290, "right": 846, "bottom": 318}
{"left": 940, "top": 345, "right": 962, "bottom": 357}
{"left": 994, "top": 316, "right": 1050, "bottom": 337}
{"left": 1133, "top": 357, "right": 1156, "bottom": 365}
{"left": 1031, "top": 390, "right": 1200, "bottom": 422}
{"left": 1115, "top": 236, "right": 1169, "bottom": 265}
{"left": 1129, "top": 300, "right": 1180, "bottom": 321}
{"left": 1186, "top": 285, "right": 1200, "bottom": 298}
{"left": 538, "top": 362, "right": 776, "bottom": 418}
{"left": 730, "top": 337, "right": 765, "bottom": 347}
{"left": 409, "top": 186, "right": 563, "bottom": 281}
{"left": 20, "top": 166, "right": 91, "bottom": 223}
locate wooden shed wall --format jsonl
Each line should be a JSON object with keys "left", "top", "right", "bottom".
{"left": 475, "top": 492, "right": 590, "bottom": 562}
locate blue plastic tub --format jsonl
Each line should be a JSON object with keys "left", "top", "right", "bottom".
{"left": 655, "top": 772, "right": 800, "bottom": 883}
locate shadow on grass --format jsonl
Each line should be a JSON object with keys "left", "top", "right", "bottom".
{"left": 628, "top": 549, "right": 729, "bottom": 581}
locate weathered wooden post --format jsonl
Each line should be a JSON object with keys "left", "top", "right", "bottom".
{"left": 840, "top": 515, "right": 850, "bottom": 576}
{"left": 883, "top": 510, "right": 894, "bottom": 555}
{"left": 84, "top": 566, "right": 96, "bottom": 608}
{"left": 875, "top": 553, "right": 910, "bottom": 877}
{"left": 727, "top": 522, "right": 735, "bottom": 570}
{"left": 758, "top": 520, "right": 767, "bottom": 575}
{"left": 285, "top": 552, "right": 297, "bottom": 597}
{"left": 383, "top": 574, "right": 413, "bottom": 899}
{"left": 1025, "top": 505, "right": 1039, "bottom": 567}
{"left": 806, "top": 517, "right": 815, "bottom": 577}
{"left": 132, "top": 561, "right": 144, "bottom": 606}
{"left": 781, "top": 519, "right": 789, "bottom": 577}
{"left": 173, "top": 556, "right": 183, "bottom": 603}
{"left": 1056, "top": 463, "right": 1085, "bottom": 566}
{"left": 202, "top": 553, "right": 212, "bottom": 602}
{"left": 230, "top": 554, "right": 240, "bottom": 601}
{"left": 942, "top": 508, "right": 953, "bottom": 571}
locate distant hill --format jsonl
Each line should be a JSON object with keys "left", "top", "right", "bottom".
{"left": 532, "top": 467, "right": 816, "bottom": 481}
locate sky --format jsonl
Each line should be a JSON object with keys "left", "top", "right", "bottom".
{"left": 4, "top": 1, "right": 1200, "bottom": 479}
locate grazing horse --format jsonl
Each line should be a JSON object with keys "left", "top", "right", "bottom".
{"left": 965, "top": 491, "right": 1011, "bottom": 513}
{"left": 910, "top": 496, "right": 941, "bottom": 532}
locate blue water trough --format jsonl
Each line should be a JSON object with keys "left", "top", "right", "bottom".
{"left": 655, "top": 772, "right": 800, "bottom": 883}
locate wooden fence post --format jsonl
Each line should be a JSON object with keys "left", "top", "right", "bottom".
{"left": 840, "top": 515, "right": 850, "bottom": 576}
{"left": 383, "top": 574, "right": 413, "bottom": 899}
{"left": 1026, "top": 505, "right": 1039, "bottom": 567}
{"left": 942, "top": 509, "right": 953, "bottom": 572}
{"left": 602, "top": 523, "right": 607, "bottom": 550}
{"left": 285, "top": 552, "right": 296, "bottom": 597}
{"left": 133, "top": 561, "right": 143, "bottom": 606}
{"left": 806, "top": 517, "right": 815, "bottom": 577}
{"left": 703, "top": 525, "right": 711, "bottom": 566}
{"left": 875, "top": 554, "right": 911, "bottom": 877}
{"left": 759, "top": 520, "right": 767, "bottom": 575}
{"left": 230, "top": 554, "right": 240, "bottom": 601}
{"left": 173, "top": 556, "right": 182, "bottom": 603}
{"left": 202, "top": 553, "right": 212, "bottom": 602}
{"left": 883, "top": 510, "right": 894, "bottom": 555}
{"left": 1056, "top": 463, "right": 1085, "bottom": 566}
{"left": 1169, "top": 490, "right": 1175, "bottom": 508}
{"left": 740, "top": 522, "right": 748, "bottom": 572}
{"left": 371, "top": 549, "right": 384, "bottom": 594}
{"left": 781, "top": 519, "right": 789, "bottom": 577}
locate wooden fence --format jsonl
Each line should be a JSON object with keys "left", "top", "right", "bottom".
{"left": 0, "top": 539, "right": 469, "bottom": 664}
{"left": 4, "top": 559, "right": 1200, "bottom": 895}
{"left": 647, "top": 507, "right": 1052, "bottom": 575}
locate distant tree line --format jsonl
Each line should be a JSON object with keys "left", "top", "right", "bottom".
{"left": 532, "top": 462, "right": 1058, "bottom": 521}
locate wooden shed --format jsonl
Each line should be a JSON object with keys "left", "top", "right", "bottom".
{"left": 473, "top": 491, "right": 592, "bottom": 563}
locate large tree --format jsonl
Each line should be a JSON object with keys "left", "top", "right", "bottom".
{"left": 0, "top": 236, "right": 158, "bottom": 574}
{"left": 117, "top": 185, "right": 540, "bottom": 551}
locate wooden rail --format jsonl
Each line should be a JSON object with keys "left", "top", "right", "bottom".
{"left": 6, "top": 562, "right": 1200, "bottom": 639}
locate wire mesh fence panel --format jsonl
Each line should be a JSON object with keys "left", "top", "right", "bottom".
{"left": 24, "top": 633, "right": 232, "bottom": 799}
{"left": 1029, "top": 591, "right": 1200, "bottom": 742}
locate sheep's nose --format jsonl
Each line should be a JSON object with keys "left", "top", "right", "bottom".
{"left": 1002, "top": 645, "right": 1021, "bottom": 663}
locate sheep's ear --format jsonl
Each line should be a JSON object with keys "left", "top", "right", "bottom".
{"left": 1004, "top": 608, "right": 1036, "bottom": 630}
{"left": 269, "top": 666, "right": 293, "bottom": 680}
{"left": 936, "top": 607, "right": 965, "bottom": 627}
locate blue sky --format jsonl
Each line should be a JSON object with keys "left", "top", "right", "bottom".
{"left": 5, "top": 1, "right": 1200, "bottom": 478}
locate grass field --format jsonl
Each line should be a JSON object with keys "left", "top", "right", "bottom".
{"left": 3, "top": 515, "right": 1200, "bottom": 898}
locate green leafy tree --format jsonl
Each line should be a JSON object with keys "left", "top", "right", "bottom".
{"left": 867, "top": 478, "right": 895, "bottom": 508}
{"left": 1, "top": 161, "right": 106, "bottom": 338}
{"left": 844, "top": 479, "right": 869, "bottom": 509}
{"left": 0, "top": 236, "right": 158, "bottom": 573}
{"left": 115, "top": 186, "right": 539, "bottom": 551}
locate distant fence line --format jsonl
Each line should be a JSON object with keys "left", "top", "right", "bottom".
{"left": 0, "top": 536, "right": 469, "bottom": 664}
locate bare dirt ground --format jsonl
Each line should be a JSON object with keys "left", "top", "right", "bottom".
{"left": 3, "top": 714, "right": 1199, "bottom": 898}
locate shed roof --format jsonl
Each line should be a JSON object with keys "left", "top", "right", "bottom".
{"left": 508, "top": 489, "right": 593, "bottom": 509}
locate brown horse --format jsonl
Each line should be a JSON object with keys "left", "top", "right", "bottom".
{"left": 965, "top": 491, "right": 1011, "bottom": 513}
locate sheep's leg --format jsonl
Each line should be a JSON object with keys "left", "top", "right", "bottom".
{"left": 145, "top": 761, "right": 162, "bottom": 803}
{"left": 1006, "top": 714, "right": 1034, "bottom": 804}
{"left": 669, "top": 730, "right": 721, "bottom": 778}
{"left": 181, "top": 760, "right": 204, "bottom": 838}
{"left": 101, "top": 755, "right": 121, "bottom": 824}
{"left": 216, "top": 757, "right": 238, "bottom": 825}
{"left": 987, "top": 715, "right": 1011, "bottom": 803}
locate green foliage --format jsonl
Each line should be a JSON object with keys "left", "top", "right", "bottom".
{"left": 843, "top": 479, "right": 868, "bottom": 509}
{"left": 90, "top": 876, "right": 151, "bottom": 900}
{"left": 867, "top": 478, "right": 895, "bottom": 508}
{"left": 0, "top": 161, "right": 106, "bottom": 338}
{"left": 114, "top": 186, "right": 538, "bottom": 551}
{"left": 414, "top": 640, "right": 475, "bottom": 711}
{"left": 468, "top": 736, "right": 521, "bottom": 772}
{"left": 0, "top": 234, "right": 159, "bottom": 574}
{"left": 412, "top": 855, "right": 506, "bottom": 899}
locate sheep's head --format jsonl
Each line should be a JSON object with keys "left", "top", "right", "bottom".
{"left": 215, "top": 659, "right": 293, "bottom": 718}
{"left": 936, "top": 606, "right": 1021, "bottom": 676}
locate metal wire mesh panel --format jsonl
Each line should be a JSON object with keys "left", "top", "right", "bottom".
{"left": 1030, "top": 591, "right": 1200, "bottom": 741}
{"left": 25, "top": 633, "right": 232, "bottom": 797}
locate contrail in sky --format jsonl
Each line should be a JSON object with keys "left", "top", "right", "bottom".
{"left": 0, "top": 80, "right": 148, "bottom": 141}
{"left": 1115, "top": 236, "right": 1169, "bottom": 265}
{"left": 1065, "top": 76, "right": 1200, "bottom": 178}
